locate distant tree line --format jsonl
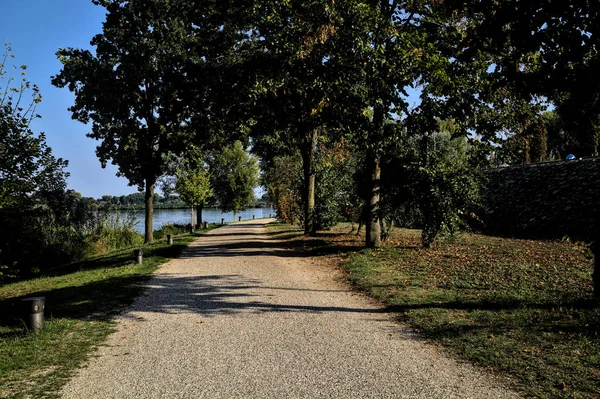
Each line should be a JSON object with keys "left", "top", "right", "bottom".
{"left": 97, "top": 192, "right": 187, "bottom": 209}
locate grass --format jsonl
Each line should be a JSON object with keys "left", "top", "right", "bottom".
{"left": 0, "top": 224, "right": 219, "bottom": 399}
{"left": 274, "top": 223, "right": 600, "bottom": 398}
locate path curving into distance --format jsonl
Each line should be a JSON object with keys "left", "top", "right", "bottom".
{"left": 61, "top": 219, "right": 519, "bottom": 399}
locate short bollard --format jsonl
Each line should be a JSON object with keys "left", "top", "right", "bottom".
{"left": 269, "top": 214, "right": 272, "bottom": 218}
{"left": 134, "top": 249, "right": 143, "bottom": 264}
{"left": 253, "top": 215, "right": 255, "bottom": 220}
{"left": 22, "top": 297, "right": 45, "bottom": 332}
{"left": 221, "top": 218, "right": 224, "bottom": 224}
{"left": 167, "top": 234, "right": 173, "bottom": 245}
{"left": 203, "top": 221, "right": 208, "bottom": 229}
{"left": 239, "top": 216, "right": 242, "bottom": 221}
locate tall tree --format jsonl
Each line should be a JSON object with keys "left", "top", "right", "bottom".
{"left": 244, "top": 0, "right": 342, "bottom": 235}
{"left": 52, "top": 0, "right": 211, "bottom": 243}
{"left": 0, "top": 45, "right": 73, "bottom": 279}
{"left": 1, "top": 46, "right": 68, "bottom": 211}
{"left": 209, "top": 141, "right": 258, "bottom": 221}
{"left": 329, "top": 1, "right": 433, "bottom": 247}
{"left": 174, "top": 160, "right": 212, "bottom": 229}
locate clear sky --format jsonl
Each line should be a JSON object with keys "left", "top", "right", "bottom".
{"left": 1, "top": 0, "right": 134, "bottom": 198}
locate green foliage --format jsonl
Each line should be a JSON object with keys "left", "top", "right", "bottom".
{"left": 0, "top": 46, "right": 79, "bottom": 281}
{"left": 209, "top": 141, "right": 258, "bottom": 216}
{"left": 262, "top": 154, "right": 303, "bottom": 225}
{"left": 0, "top": 45, "right": 68, "bottom": 211}
{"left": 262, "top": 142, "right": 353, "bottom": 231}
{"left": 52, "top": 0, "right": 215, "bottom": 242}
{"left": 443, "top": 1, "right": 600, "bottom": 155}
{"left": 382, "top": 127, "right": 482, "bottom": 247}
{"left": 95, "top": 192, "right": 187, "bottom": 209}
{"left": 174, "top": 162, "right": 212, "bottom": 208}
{"left": 313, "top": 142, "right": 354, "bottom": 230}
{"left": 85, "top": 210, "right": 143, "bottom": 255}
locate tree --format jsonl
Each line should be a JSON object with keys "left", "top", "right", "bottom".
{"left": 175, "top": 163, "right": 212, "bottom": 230}
{"left": 440, "top": 1, "right": 600, "bottom": 154}
{"left": 243, "top": 0, "right": 343, "bottom": 236}
{"left": 0, "top": 45, "right": 74, "bottom": 279}
{"left": 52, "top": 0, "right": 207, "bottom": 243}
{"left": 209, "top": 141, "right": 258, "bottom": 221}
{"left": 261, "top": 153, "right": 303, "bottom": 225}
{"left": 328, "top": 1, "right": 431, "bottom": 247}
{"left": 1, "top": 46, "right": 68, "bottom": 211}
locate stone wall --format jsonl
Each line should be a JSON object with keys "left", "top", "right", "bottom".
{"left": 480, "top": 157, "right": 600, "bottom": 241}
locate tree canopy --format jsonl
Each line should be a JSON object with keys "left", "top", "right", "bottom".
{"left": 209, "top": 141, "right": 259, "bottom": 219}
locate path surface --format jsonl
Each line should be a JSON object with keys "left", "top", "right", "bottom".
{"left": 61, "top": 220, "right": 518, "bottom": 399}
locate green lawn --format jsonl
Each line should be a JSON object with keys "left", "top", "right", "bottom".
{"left": 277, "top": 223, "right": 600, "bottom": 398}
{"left": 0, "top": 226, "right": 217, "bottom": 399}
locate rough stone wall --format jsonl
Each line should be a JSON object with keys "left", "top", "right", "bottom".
{"left": 480, "top": 157, "right": 600, "bottom": 241}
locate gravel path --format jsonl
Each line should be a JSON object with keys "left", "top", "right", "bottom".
{"left": 61, "top": 219, "right": 519, "bottom": 399}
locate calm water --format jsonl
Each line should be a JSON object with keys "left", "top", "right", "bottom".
{"left": 117, "top": 207, "right": 275, "bottom": 233}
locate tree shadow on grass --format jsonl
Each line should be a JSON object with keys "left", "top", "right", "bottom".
{"left": 39, "top": 242, "right": 191, "bottom": 280}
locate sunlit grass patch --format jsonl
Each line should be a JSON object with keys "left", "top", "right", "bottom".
{"left": 321, "top": 225, "right": 599, "bottom": 398}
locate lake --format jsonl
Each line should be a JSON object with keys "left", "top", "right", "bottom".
{"left": 116, "top": 207, "right": 276, "bottom": 233}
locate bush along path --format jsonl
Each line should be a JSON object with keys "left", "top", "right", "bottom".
{"left": 60, "top": 219, "right": 516, "bottom": 399}
{"left": 0, "top": 226, "right": 218, "bottom": 399}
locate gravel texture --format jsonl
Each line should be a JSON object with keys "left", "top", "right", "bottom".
{"left": 61, "top": 219, "right": 519, "bottom": 399}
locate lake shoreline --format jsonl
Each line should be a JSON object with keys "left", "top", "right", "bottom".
{"left": 111, "top": 207, "right": 276, "bottom": 234}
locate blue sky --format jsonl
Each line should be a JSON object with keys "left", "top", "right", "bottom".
{"left": 1, "top": 0, "right": 133, "bottom": 198}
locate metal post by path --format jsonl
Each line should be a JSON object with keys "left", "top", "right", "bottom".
{"left": 253, "top": 215, "right": 255, "bottom": 220}
{"left": 190, "top": 208, "right": 195, "bottom": 233}
{"left": 221, "top": 218, "right": 224, "bottom": 225}
{"left": 134, "top": 249, "right": 143, "bottom": 264}
{"left": 167, "top": 234, "right": 173, "bottom": 245}
{"left": 239, "top": 216, "right": 242, "bottom": 221}
{"left": 22, "top": 297, "right": 45, "bottom": 332}
{"left": 203, "top": 221, "right": 208, "bottom": 229}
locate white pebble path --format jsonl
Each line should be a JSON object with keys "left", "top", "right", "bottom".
{"left": 61, "top": 219, "right": 520, "bottom": 399}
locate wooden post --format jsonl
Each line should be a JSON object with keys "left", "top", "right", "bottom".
{"left": 221, "top": 218, "right": 224, "bottom": 225}
{"left": 253, "top": 215, "right": 255, "bottom": 220}
{"left": 203, "top": 221, "right": 208, "bottom": 229}
{"left": 190, "top": 207, "right": 195, "bottom": 234}
{"left": 167, "top": 234, "right": 173, "bottom": 245}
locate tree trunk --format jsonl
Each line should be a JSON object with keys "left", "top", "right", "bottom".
{"left": 144, "top": 178, "right": 154, "bottom": 243}
{"left": 301, "top": 129, "right": 318, "bottom": 236}
{"left": 196, "top": 204, "right": 203, "bottom": 227}
{"left": 365, "top": 154, "right": 381, "bottom": 248}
